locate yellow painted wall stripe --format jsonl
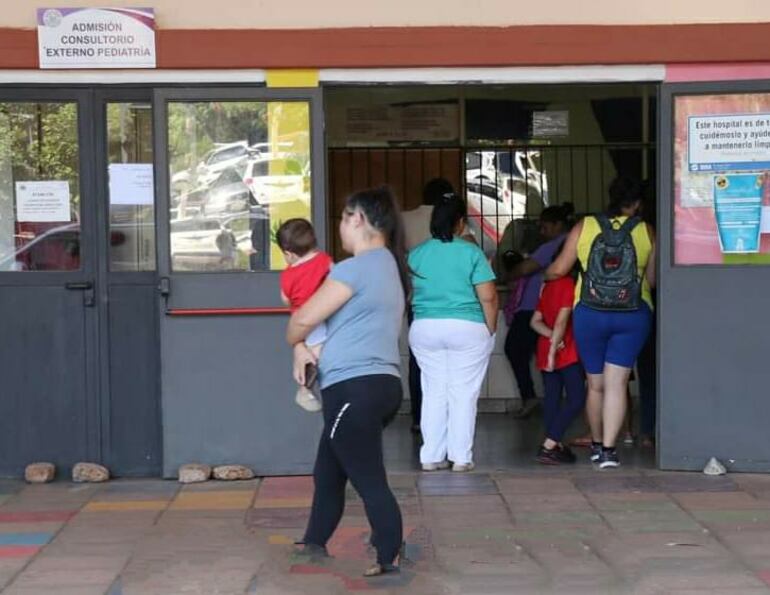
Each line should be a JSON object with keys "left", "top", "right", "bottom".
{"left": 266, "top": 69, "right": 319, "bottom": 88}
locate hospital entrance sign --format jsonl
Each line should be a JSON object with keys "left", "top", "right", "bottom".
{"left": 37, "top": 7, "right": 156, "bottom": 69}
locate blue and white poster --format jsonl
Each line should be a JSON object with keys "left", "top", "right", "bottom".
{"left": 713, "top": 173, "right": 764, "bottom": 253}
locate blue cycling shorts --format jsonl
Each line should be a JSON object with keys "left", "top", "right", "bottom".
{"left": 573, "top": 303, "right": 652, "bottom": 375}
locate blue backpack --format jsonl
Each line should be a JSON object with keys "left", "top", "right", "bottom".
{"left": 580, "top": 215, "right": 642, "bottom": 311}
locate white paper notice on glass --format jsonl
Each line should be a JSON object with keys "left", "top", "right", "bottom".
{"left": 681, "top": 173, "right": 715, "bottom": 208}
{"left": 15, "top": 181, "right": 71, "bottom": 222}
{"left": 108, "top": 163, "right": 154, "bottom": 206}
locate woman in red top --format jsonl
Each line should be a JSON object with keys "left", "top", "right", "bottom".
{"left": 530, "top": 251, "right": 586, "bottom": 464}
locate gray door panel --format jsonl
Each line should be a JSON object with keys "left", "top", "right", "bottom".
{"left": 0, "top": 287, "right": 90, "bottom": 474}
{"left": 161, "top": 315, "right": 322, "bottom": 476}
{"left": 106, "top": 283, "right": 161, "bottom": 476}
{"left": 658, "top": 81, "right": 770, "bottom": 472}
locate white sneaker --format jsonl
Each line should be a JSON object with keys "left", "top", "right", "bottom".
{"left": 421, "top": 461, "right": 450, "bottom": 472}
{"left": 295, "top": 386, "right": 322, "bottom": 413}
{"left": 452, "top": 462, "right": 475, "bottom": 473}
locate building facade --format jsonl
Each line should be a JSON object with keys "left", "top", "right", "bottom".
{"left": 1, "top": 1, "right": 770, "bottom": 476}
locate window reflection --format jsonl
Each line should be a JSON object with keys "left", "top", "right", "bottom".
{"left": 0, "top": 103, "right": 80, "bottom": 272}
{"left": 167, "top": 101, "right": 311, "bottom": 272}
{"left": 107, "top": 102, "right": 155, "bottom": 272}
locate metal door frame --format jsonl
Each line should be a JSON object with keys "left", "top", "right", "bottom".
{"left": 0, "top": 87, "right": 102, "bottom": 461}
{"left": 657, "top": 79, "right": 770, "bottom": 470}
{"left": 92, "top": 87, "right": 159, "bottom": 471}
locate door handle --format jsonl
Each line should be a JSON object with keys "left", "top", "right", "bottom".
{"left": 65, "top": 281, "right": 94, "bottom": 290}
{"left": 65, "top": 281, "right": 95, "bottom": 307}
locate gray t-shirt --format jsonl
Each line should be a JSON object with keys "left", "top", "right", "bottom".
{"left": 319, "top": 247, "right": 405, "bottom": 389}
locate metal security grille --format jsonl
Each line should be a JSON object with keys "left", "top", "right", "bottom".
{"left": 327, "top": 143, "right": 655, "bottom": 259}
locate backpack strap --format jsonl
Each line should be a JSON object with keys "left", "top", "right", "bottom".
{"left": 596, "top": 214, "right": 613, "bottom": 235}
{"left": 618, "top": 215, "right": 641, "bottom": 236}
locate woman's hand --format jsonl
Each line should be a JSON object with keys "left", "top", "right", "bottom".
{"left": 292, "top": 342, "right": 317, "bottom": 386}
{"left": 474, "top": 281, "right": 499, "bottom": 335}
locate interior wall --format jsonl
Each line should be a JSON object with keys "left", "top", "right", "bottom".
{"left": 325, "top": 84, "right": 655, "bottom": 222}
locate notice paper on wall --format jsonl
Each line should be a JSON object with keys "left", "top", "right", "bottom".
{"left": 532, "top": 110, "right": 569, "bottom": 138}
{"left": 15, "top": 181, "right": 71, "bottom": 222}
{"left": 713, "top": 173, "right": 763, "bottom": 253}
{"left": 689, "top": 113, "right": 770, "bottom": 172}
{"left": 108, "top": 163, "right": 154, "bottom": 205}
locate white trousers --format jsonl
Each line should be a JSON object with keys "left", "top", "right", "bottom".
{"left": 409, "top": 318, "right": 494, "bottom": 465}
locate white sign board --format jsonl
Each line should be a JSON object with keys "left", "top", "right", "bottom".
{"left": 108, "top": 163, "right": 154, "bottom": 205}
{"left": 532, "top": 110, "right": 569, "bottom": 138}
{"left": 345, "top": 104, "right": 459, "bottom": 144}
{"left": 15, "top": 181, "right": 71, "bottom": 222}
{"left": 37, "top": 7, "right": 156, "bottom": 69}
{"left": 688, "top": 113, "right": 770, "bottom": 172}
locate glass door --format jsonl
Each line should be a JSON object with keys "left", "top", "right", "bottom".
{"left": 154, "top": 87, "right": 326, "bottom": 477}
{"left": 0, "top": 89, "right": 99, "bottom": 473}
{"left": 94, "top": 89, "right": 161, "bottom": 476}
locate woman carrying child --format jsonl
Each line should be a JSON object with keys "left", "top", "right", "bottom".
{"left": 287, "top": 187, "right": 408, "bottom": 577}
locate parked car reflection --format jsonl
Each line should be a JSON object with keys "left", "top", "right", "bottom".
{"left": 465, "top": 150, "right": 547, "bottom": 255}
{"left": 242, "top": 153, "right": 310, "bottom": 205}
{"left": 170, "top": 208, "right": 270, "bottom": 272}
{"left": 0, "top": 221, "right": 156, "bottom": 272}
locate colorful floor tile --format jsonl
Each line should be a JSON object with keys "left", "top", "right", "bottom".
{"left": 0, "top": 467, "right": 769, "bottom": 593}
{"left": 169, "top": 490, "right": 254, "bottom": 510}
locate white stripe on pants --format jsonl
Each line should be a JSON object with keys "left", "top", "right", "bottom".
{"left": 409, "top": 318, "right": 494, "bottom": 465}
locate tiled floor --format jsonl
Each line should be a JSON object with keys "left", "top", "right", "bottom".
{"left": 0, "top": 415, "right": 768, "bottom": 594}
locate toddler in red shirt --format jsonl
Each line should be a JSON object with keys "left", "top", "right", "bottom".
{"left": 276, "top": 219, "right": 333, "bottom": 412}
{"left": 530, "top": 249, "right": 586, "bottom": 464}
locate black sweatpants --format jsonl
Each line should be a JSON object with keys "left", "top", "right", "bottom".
{"left": 303, "top": 374, "right": 403, "bottom": 565}
{"left": 504, "top": 310, "right": 539, "bottom": 402}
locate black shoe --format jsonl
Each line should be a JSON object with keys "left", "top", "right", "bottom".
{"left": 589, "top": 442, "right": 602, "bottom": 463}
{"left": 598, "top": 449, "right": 620, "bottom": 469}
{"left": 536, "top": 445, "right": 576, "bottom": 465}
{"left": 557, "top": 444, "right": 577, "bottom": 463}
{"left": 292, "top": 542, "right": 331, "bottom": 562}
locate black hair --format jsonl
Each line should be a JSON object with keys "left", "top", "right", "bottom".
{"left": 430, "top": 194, "right": 467, "bottom": 242}
{"left": 422, "top": 177, "right": 455, "bottom": 207}
{"left": 275, "top": 218, "right": 317, "bottom": 256}
{"left": 607, "top": 176, "right": 643, "bottom": 217}
{"left": 345, "top": 186, "right": 411, "bottom": 300}
{"left": 539, "top": 202, "right": 574, "bottom": 226}
{"left": 640, "top": 178, "right": 656, "bottom": 226}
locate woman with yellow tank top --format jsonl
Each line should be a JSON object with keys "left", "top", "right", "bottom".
{"left": 546, "top": 177, "right": 656, "bottom": 470}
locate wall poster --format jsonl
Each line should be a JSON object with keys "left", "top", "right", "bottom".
{"left": 675, "top": 93, "right": 770, "bottom": 264}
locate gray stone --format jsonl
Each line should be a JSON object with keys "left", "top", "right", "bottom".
{"left": 25, "top": 462, "right": 55, "bottom": 483}
{"left": 213, "top": 464, "right": 255, "bottom": 481}
{"left": 703, "top": 457, "right": 727, "bottom": 476}
{"left": 72, "top": 462, "right": 110, "bottom": 483}
{"left": 179, "top": 463, "right": 212, "bottom": 484}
